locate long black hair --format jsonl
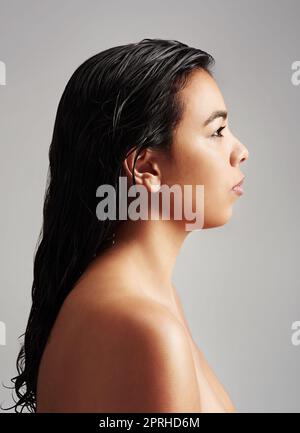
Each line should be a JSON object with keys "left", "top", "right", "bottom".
{"left": 4, "top": 38, "right": 214, "bottom": 412}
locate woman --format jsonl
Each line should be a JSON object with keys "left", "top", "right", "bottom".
{"left": 10, "top": 38, "right": 249, "bottom": 413}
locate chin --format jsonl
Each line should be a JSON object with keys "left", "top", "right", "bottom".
{"left": 202, "top": 207, "right": 233, "bottom": 229}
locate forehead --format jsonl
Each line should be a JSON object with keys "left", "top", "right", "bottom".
{"left": 179, "top": 69, "right": 226, "bottom": 124}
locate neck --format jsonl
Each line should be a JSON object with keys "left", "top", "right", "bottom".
{"left": 104, "top": 218, "right": 189, "bottom": 305}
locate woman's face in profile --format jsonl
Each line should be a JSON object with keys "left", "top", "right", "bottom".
{"left": 162, "top": 68, "right": 250, "bottom": 229}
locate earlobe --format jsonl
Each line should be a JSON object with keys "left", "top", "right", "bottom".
{"left": 150, "top": 181, "right": 161, "bottom": 193}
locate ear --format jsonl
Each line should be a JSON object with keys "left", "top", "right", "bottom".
{"left": 122, "top": 147, "right": 162, "bottom": 193}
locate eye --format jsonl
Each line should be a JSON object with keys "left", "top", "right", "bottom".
{"left": 212, "top": 126, "right": 226, "bottom": 138}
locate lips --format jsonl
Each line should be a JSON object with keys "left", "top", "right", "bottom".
{"left": 232, "top": 176, "right": 245, "bottom": 190}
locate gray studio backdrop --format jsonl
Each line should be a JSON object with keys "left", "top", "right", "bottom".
{"left": 0, "top": 0, "right": 299, "bottom": 412}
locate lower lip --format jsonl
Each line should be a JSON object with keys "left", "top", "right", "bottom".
{"left": 231, "top": 185, "right": 244, "bottom": 195}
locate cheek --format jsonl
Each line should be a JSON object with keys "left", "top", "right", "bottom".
{"left": 165, "top": 141, "right": 233, "bottom": 227}
{"left": 167, "top": 143, "right": 209, "bottom": 186}
{"left": 182, "top": 150, "right": 233, "bottom": 227}
{"left": 173, "top": 145, "right": 224, "bottom": 191}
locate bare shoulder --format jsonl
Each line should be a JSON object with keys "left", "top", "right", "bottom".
{"left": 72, "top": 295, "right": 201, "bottom": 412}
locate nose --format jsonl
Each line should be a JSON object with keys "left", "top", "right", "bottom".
{"left": 240, "top": 145, "right": 249, "bottom": 163}
{"left": 231, "top": 137, "right": 249, "bottom": 166}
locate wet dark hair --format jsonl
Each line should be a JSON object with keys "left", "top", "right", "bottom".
{"left": 3, "top": 38, "right": 214, "bottom": 412}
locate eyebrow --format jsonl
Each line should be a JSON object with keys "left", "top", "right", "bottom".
{"left": 203, "top": 110, "right": 228, "bottom": 127}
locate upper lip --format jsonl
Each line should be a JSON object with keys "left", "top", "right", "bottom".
{"left": 232, "top": 176, "right": 245, "bottom": 189}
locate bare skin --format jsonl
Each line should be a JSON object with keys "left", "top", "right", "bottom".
{"left": 36, "top": 69, "right": 249, "bottom": 413}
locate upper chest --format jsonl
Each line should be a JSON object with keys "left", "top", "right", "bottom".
{"left": 170, "top": 294, "right": 235, "bottom": 413}
{"left": 186, "top": 334, "right": 235, "bottom": 412}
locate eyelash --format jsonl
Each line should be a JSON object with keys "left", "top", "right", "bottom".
{"left": 212, "top": 126, "right": 226, "bottom": 138}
